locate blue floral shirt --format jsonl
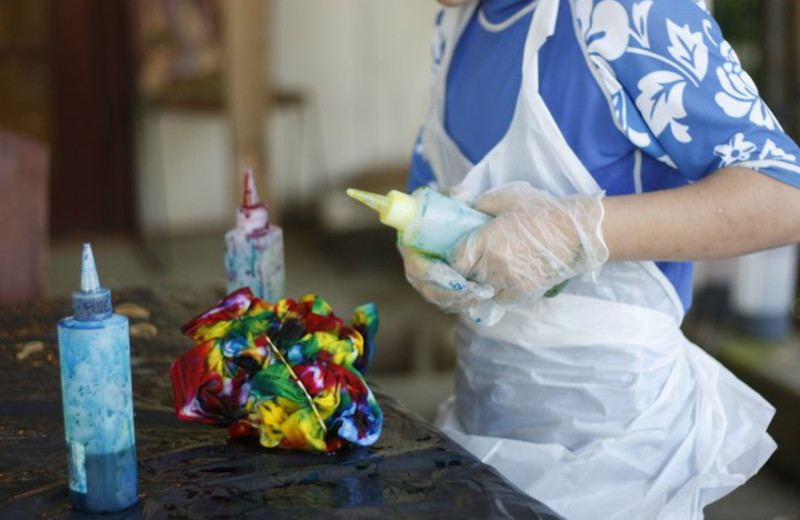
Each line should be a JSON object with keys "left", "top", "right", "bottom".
{"left": 409, "top": 0, "right": 800, "bottom": 311}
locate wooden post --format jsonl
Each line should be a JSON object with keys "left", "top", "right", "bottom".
{"left": 762, "top": 0, "right": 787, "bottom": 116}
{"left": 789, "top": 1, "right": 800, "bottom": 139}
{"left": 222, "top": 0, "right": 275, "bottom": 218}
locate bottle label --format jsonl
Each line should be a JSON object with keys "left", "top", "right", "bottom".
{"left": 68, "top": 441, "right": 87, "bottom": 493}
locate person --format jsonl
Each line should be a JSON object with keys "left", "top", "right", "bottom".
{"left": 400, "top": 0, "right": 800, "bottom": 518}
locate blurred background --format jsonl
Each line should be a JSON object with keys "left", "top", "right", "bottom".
{"left": 1, "top": 0, "right": 799, "bottom": 518}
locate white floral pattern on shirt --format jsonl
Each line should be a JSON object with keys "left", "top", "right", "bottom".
{"left": 713, "top": 132, "right": 756, "bottom": 166}
{"left": 715, "top": 41, "right": 780, "bottom": 130}
{"left": 573, "top": 0, "right": 800, "bottom": 182}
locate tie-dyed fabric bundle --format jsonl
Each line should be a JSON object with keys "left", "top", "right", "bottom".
{"left": 169, "top": 288, "right": 382, "bottom": 452}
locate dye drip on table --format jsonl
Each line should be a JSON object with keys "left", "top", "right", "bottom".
{"left": 225, "top": 169, "right": 286, "bottom": 302}
{"left": 57, "top": 243, "right": 138, "bottom": 513}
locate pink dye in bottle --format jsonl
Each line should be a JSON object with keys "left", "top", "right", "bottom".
{"left": 224, "top": 169, "right": 286, "bottom": 301}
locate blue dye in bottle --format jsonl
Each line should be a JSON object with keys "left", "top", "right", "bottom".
{"left": 57, "top": 243, "right": 138, "bottom": 513}
{"left": 346, "top": 186, "right": 569, "bottom": 302}
{"left": 346, "top": 186, "right": 493, "bottom": 260}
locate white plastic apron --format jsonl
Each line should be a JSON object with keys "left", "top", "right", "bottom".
{"left": 418, "top": 2, "right": 777, "bottom": 519}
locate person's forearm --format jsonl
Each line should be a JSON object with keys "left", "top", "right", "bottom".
{"left": 601, "top": 166, "right": 800, "bottom": 262}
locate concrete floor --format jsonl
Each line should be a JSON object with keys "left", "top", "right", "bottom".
{"left": 46, "top": 218, "right": 800, "bottom": 519}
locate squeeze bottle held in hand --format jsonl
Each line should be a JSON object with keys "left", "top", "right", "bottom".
{"left": 346, "top": 187, "right": 568, "bottom": 306}
{"left": 346, "top": 187, "right": 492, "bottom": 259}
{"left": 347, "top": 187, "right": 504, "bottom": 324}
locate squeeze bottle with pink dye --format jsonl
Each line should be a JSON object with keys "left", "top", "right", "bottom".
{"left": 224, "top": 169, "right": 286, "bottom": 301}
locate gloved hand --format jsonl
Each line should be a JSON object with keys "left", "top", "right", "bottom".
{"left": 399, "top": 244, "right": 507, "bottom": 325}
{"left": 448, "top": 182, "right": 609, "bottom": 306}
{"left": 398, "top": 244, "right": 495, "bottom": 313}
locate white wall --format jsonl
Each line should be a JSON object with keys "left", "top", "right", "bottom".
{"left": 137, "top": 0, "right": 439, "bottom": 235}
{"left": 136, "top": 111, "right": 232, "bottom": 235}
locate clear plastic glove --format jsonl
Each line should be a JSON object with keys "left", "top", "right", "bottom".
{"left": 448, "top": 182, "right": 609, "bottom": 306}
{"left": 398, "top": 244, "right": 505, "bottom": 325}
{"left": 399, "top": 244, "right": 495, "bottom": 312}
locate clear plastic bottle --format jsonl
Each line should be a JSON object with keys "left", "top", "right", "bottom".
{"left": 347, "top": 187, "right": 567, "bottom": 325}
{"left": 57, "top": 243, "right": 138, "bottom": 512}
{"left": 346, "top": 186, "right": 492, "bottom": 259}
{"left": 225, "top": 169, "right": 286, "bottom": 301}
{"left": 347, "top": 186, "right": 507, "bottom": 324}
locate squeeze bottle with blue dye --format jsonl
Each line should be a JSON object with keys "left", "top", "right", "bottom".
{"left": 348, "top": 186, "right": 509, "bottom": 325}
{"left": 347, "top": 187, "right": 567, "bottom": 325}
{"left": 57, "top": 243, "right": 138, "bottom": 513}
{"left": 346, "top": 187, "right": 492, "bottom": 259}
{"left": 225, "top": 169, "right": 286, "bottom": 301}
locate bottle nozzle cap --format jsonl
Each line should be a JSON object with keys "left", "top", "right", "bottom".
{"left": 237, "top": 168, "right": 269, "bottom": 232}
{"left": 346, "top": 188, "right": 417, "bottom": 231}
{"left": 80, "top": 243, "right": 100, "bottom": 293}
{"left": 73, "top": 243, "right": 112, "bottom": 321}
{"left": 243, "top": 168, "right": 259, "bottom": 207}
{"left": 346, "top": 188, "right": 390, "bottom": 214}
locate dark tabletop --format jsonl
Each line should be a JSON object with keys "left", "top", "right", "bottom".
{"left": 0, "top": 286, "right": 564, "bottom": 519}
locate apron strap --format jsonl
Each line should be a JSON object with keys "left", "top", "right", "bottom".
{"left": 521, "top": 0, "right": 559, "bottom": 91}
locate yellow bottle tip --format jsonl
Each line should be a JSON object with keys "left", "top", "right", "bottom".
{"left": 346, "top": 188, "right": 390, "bottom": 215}
{"left": 346, "top": 187, "right": 417, "bottom": 231}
